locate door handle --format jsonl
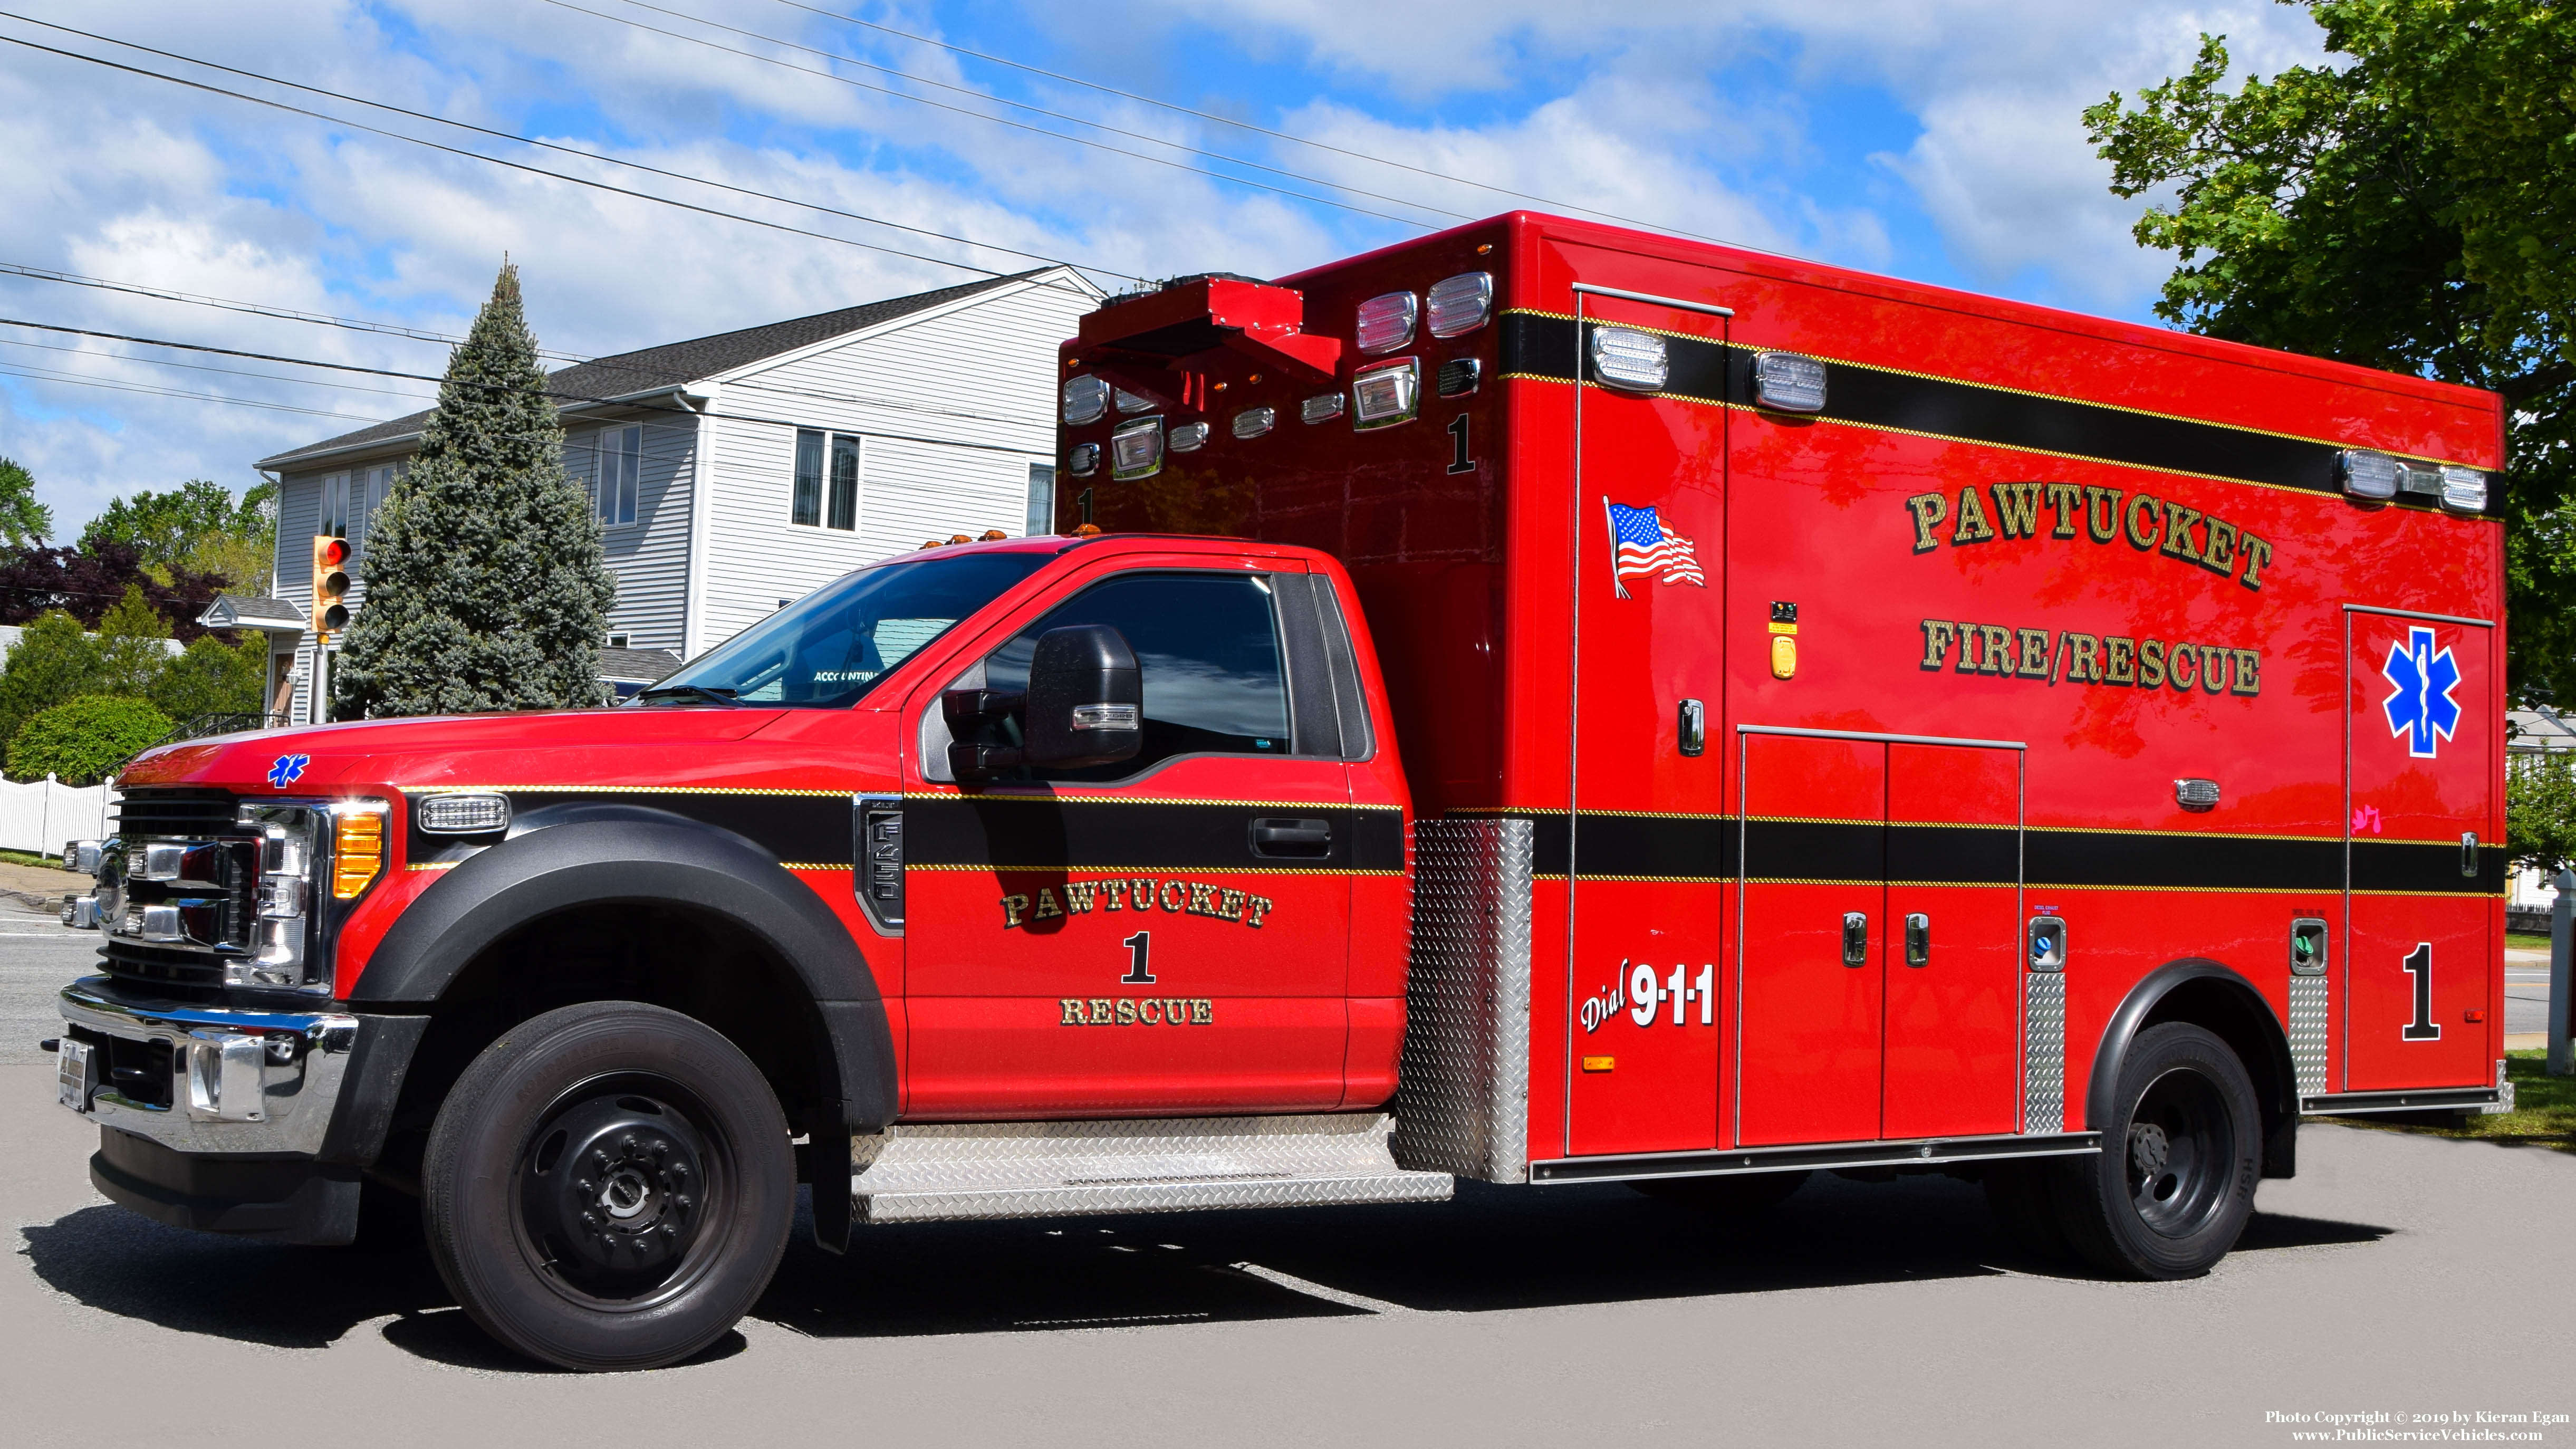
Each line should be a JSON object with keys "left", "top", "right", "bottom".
{"left": 1249, "top": 817, "right": 1332, "bottom": 859}
{"left": 1904, "top": 913, "right": 1930, "bottom": 967}
{"left": 1841, "top": 912, "right": 1867, "bottom": 966}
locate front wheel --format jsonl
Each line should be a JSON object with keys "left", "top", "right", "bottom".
{"left": 421, "top": 1001, "right": 794, "bottom": 1371}
{"left": 2056, "top": 1021, "right": 2261, "bottom": 1279}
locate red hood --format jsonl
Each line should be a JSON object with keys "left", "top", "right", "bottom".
{"left": 116, "top": 706, "right": 788, "bottom": 795}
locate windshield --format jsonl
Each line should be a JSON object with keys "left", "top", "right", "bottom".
{"left": 642, "top": 551, "right": 1049, "bottom": 708}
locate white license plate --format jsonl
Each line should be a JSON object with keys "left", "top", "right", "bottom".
{"left": 55, "top": 1038, "right": 92, "bottom": 1112}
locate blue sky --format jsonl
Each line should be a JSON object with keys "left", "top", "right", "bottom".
{"left": 0, "top": 0, "right": 2333, "bottom": 536}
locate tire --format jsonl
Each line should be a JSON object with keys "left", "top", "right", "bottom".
{"left": 421, "top": 1001, "right": 794, "bottom": 1371}
{"left": 1631, "top": 1169, "right": 1810, "bottom": 1220}
{"left": 2056, "top": 1021, "right": 2261, "bottom": 1279}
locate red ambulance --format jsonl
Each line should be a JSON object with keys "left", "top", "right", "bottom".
{"left": 55, "top": 211, "right": 2508, "bottom": 1371}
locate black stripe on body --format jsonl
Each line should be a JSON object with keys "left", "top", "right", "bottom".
{"left": 1498, "top": 313, "right": 2500, "bottom": 518}
{"left": 905, "top": 795, "right": 1404, "bottom": 874}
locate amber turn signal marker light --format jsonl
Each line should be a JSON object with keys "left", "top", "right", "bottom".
{"left": 1581, "top": 1055, "right": 1614, "bottom": 1073}
{"left": 332, "top": 810, "right": 384, "bottom": 899}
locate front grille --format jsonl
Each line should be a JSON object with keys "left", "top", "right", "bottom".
{"left": 101, "top": 940, "right": 226, "bottom": 1000}
{"left": 113, "top": 788, "right": 238, "bottom": 837}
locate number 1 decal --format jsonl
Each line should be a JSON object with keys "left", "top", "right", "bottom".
{"left": 2400, "top": 942, "right": 2440, "bottom": 1041}
{"left": 1446, "top": 414, "right": 1473, "bottom": 475}
{"left": 1121, "top": 930, "right": 1155, "bottom": 984}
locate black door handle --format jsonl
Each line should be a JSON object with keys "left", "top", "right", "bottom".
{"left": 1249, "top": 818, "right": 1332, "bottom": 859}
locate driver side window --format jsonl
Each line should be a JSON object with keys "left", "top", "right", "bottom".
{"left": 984, "top": 570, "right": 1290, "bottom": 781}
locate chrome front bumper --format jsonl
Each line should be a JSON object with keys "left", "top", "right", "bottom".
{"left": 56, "top": 976, "right": 358, "bottom": 1155}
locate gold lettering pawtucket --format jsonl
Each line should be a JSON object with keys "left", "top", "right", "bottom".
{"left": 1904, "top": 482, "right": 2273, "bottom": 593}
{"left": 1003, "top": 877, "right": 1283, "bottom": 930}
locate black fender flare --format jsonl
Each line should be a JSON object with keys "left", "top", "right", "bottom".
{"left": 2084, "top": 957, "right": 2298, "bottom": 1176}
{"left": 353, "top": 802, "right": 895, "bottom": 1135}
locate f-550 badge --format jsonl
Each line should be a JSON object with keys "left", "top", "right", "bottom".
{"left": 2381, "top": 626, "right": 2462, "bottom": 759}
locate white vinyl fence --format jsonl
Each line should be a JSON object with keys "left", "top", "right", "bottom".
{"left": 0, "top": 775, "right": 113, "bottom": 857}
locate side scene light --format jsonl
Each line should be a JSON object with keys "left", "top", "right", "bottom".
{"left": 417, "top": 792, "right": 511, "bottom": 834}
{"left": 1589, "top": 327, "right": 1667, "bottom": 392}
{"left": 1169, "top": 421, "right": 1210, "bottom": 453}
{"left": 1753, "top": 351, "right": 1828, "bottom": 413}
{"left": 2339, "top": 448, "right": 2400, "bottom": 500}
{"left": 2438, "top": 464, "right": 2488, "bottom": 514}
{"left": 1232, "top": 407, "right": 1276, "bottom": 439}
{"left": 1301, "top": 392, "right": 1345, "bottom": 424}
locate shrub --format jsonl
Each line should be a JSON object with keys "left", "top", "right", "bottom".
{"left": 7, "top": 694, "right": 171, "bottom": 785}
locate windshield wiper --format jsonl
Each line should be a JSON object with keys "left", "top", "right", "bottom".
{"left": 636, "top": 684, "right": 741, "bottom": 706}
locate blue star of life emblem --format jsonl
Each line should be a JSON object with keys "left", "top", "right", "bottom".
{"left": 2380, "top": 626, "right": 2462, "bottom": 759}
{"left": 267, "top": 753, "right": 311, "bottom": 788}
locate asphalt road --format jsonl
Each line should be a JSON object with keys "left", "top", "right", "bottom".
{"left": 2506, "top": 950, "right": 2554, "bottom": 1039}
{"left": 5, "top": 921, "right": 2568, "bottom": 1445}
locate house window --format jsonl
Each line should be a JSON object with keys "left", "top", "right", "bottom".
{"left": 1025, "top": 463, "right": 1055, "bottom": 536}
{"left": 607, "top": 633, "right": 631, "bottom": 648}
{"left": 792, "top": 431, "right": 823, "bottom": 527}
{"left": 828, "top": 435, "right": 860, "bottom": 531}
{"left": 789, "top": 431, "right": 861, "bottom": 531}
{"left": 593, "top": 425, "right": 640, "bottom": 526}
{"left": 320, "top": 473, "right": 349, "bottom": 538}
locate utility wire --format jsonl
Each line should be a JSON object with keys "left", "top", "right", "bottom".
{"left": 774, "top": 0, "right": 1736, "bottom": 245}
{"left": 0, "top": 363, "right": 376, "bottom": 419}
{"left": 0, "top": 30, "right": 1104, "bottom": 296}
{"left": 589, "top": 0, "right": 1470, "bottom": 226}
{"left": 0, "top": 258, "right": 592, "bottom": 362}
{"left": 543, "top": 0, "right": 1442, "bottom": 231}
{"left": 0, "top": 335, "right": 440, "bottom": 402}
{"left": 0, "top": 316, "right": 1056, "bottom": 457}
{"left": 0, "top": 10, "right": 1141, "bottom": 288}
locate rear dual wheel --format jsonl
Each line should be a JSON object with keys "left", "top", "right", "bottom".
{"left": 2040, "top": 1022, "right": 2262, "bottom": 1279}
{"left": 421, "top": 1002, "right": 794, "bottom": 1371}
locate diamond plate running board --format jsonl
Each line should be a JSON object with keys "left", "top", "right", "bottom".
{"left": 848, "top": 1112, "right": 1454, "bottom": 1224}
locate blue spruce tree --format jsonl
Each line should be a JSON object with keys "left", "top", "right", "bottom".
{"left": 333, "top": 263, "right": 613, "bottom": 717}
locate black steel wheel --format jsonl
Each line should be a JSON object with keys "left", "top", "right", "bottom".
{"left": 422, "top": 1002, "right": 793, "bottom": 1371}
{"left": 2057, "top": 1021, "right": 2261, "bottom": 1279}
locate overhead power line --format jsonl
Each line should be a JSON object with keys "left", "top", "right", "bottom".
{"left": 0, "top": 362, "right": 376, "bottom": 419}
{"left": 0, "top": 27, "right": 1109, "bottom": 298}
{"left": 0, "top": 10, "right": 1140, "bottom": 288}
{"left": 583, "top": 0, "right": 1470, "bottom": 227}
{"left": 0, "top": 258, "right": 592, "bottom": 362}
{"left": 0, "top": 335, "right": 440, "bottom": 402}
{"left": 773, "top": 0, "right": 1736, "bottom": 245}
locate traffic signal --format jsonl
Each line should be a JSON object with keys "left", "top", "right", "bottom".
{"left": 311, "top": 535, "right": 350, "bottom": 636}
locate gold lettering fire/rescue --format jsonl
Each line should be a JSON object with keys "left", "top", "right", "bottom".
{"left": 1912, "top": 621, "right": 2256, "bottom": 697}
{"left": 1911, "top": 482, "right": 2273, "bottom": 592}
{"left": 1061, "top": 997, "right": 1215, "bottom": 1026}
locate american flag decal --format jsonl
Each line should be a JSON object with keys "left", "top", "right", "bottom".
{"left": 1604, "top": 498, "right": 1706, "bottom": 596}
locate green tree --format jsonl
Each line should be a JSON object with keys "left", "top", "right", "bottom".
{"left": 0, "top": 457, "right": 53, "bottom": 547}
{"left": 2508, "top": 748, "right": 2576, "bottom": 877}
{"left": 93, "top": 583, "right": 171, "bottom": 698}
{"left": 0, "top": 610, "right": 102, "bottom": 752}
{"left": 333, "top": 263, "right": 612, "bottom": 717}
{"left": 147, "top": 634, "right": 266, "bottom": 724}
{"left": 2084, "top": 1, "right": 2576, "bottom": 703}
{"left": 81, "top": 478, "right": 274, "bottom": 587}
{"left": 182, "top": 479, "right": 277, "bottom": 594}
{"left": 6, "top": 695, "right": 170, "bottom": 785}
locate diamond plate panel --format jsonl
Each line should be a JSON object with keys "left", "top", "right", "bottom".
{"left": 849, "top": 1112, "right": 1452, "bottom": 1223}
{"left": 2021, "top": 970, "right": 2067, "bottom": 1134}
{"left": 2289, "top": 973, "right": 2330, "bottom": 1097}
{"left": 1391, "top": 817, "right": 1534, "bottom": 1183}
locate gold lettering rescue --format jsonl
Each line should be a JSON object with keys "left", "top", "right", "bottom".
{"left": 1904, "top": 483, "right": 2273, "bottom": 591}
{"left": 1061, "top": 997, "right": 1215, "bottom": 1026}
{"left": 1920, "top": 621, "right": 2261, "bottom": 697}
{"left": 1003, "top": 877, "right": 1274, "bottom": 930}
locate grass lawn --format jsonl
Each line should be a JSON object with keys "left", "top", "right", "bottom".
{"left": 2505, "top": 932, "right": 2553, "bottom": 952}
{"left": 2333, "top": 1051, "right": 2574, "bottom": 1153}
{"left": 0, "top": 848, "right": 57, "bottom": 869}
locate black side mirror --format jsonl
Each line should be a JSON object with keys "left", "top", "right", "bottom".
{"left": 943, "top": 687, "right": 1026, "bottom": 779}
{"left": 1023, "top": 624, "right": 1141, "bottom": 769}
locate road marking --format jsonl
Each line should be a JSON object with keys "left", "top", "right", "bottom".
{"left": 1227, "top": 1261, "right": 1418, "bottom": 1315}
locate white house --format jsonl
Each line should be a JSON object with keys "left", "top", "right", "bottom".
{"left": 247, "top": 266, "right": 1099, "bottom": 719}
